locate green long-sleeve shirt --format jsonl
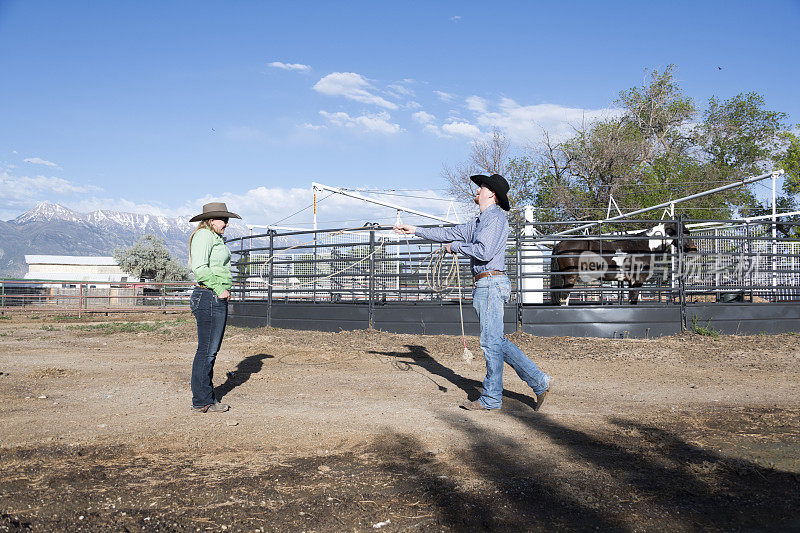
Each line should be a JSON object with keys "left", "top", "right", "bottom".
{"left": 190, "top": 228, "right": 232, "bottom": 296}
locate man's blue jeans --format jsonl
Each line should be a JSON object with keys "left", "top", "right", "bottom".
{"left": 473, "top": 274, "right": 550, "bottom": 409}
{"left": 189, "top": 287, "right": 228, "bottom": 408}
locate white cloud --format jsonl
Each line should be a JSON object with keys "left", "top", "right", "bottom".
{"left": 423, "top": 124, "right": 447, "bottom": 138}
{"left": 470, "top": 97, "right": 619, "bottom": 143}
{"left": 435, "top": 91, "right": 456, "bottom": 102}
{"left": 406, "top": 101, "right": 422, "bottom": 110}
{"left": 318, "top": 111, "right": 350, "bottom": 127}
{"left": 68, "top": 197, "right": 180, "bottom": 217}
{"left": 301, "top": 123, "right": 327, "bottom": 131}
{"left": 412, "top": 111, "right": 436, "bottom": 124}
{"left": 193, "top": 186, "right": 464, "bottom": 227}
{"left": 24, "top": 157, "right": 59, "bottom": 168}
{"left": 313, "top": 72, "right": 398, "bottom": 110}
{"left": 1, "top": 183, "right": 469, "bottom": 228}
{"left": 386, "top": 83, "right": 415, "bottom": 98}
{"left": 0, "top": 171, "right": 103, "bottom": 219}
{"left": 0, "top": 171, "right": 100, "bottom": 199}
{"left": 318, "top": 110, "right": 401, "bottom": 135}
{"left": 419, "top": 120, "right": 481, "bottom": 139}
{"left": 268, "top": 61, "right": 310, "bottom": 72}
{"left": 465, "top": 96, "right": 488, "bottom": 113}
{"left": 441, "top": 121, "right": 481, "bottom": 138}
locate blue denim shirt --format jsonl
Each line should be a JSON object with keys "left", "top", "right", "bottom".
{"left": 415, "top": 204, "right": 509, "bottom": 277}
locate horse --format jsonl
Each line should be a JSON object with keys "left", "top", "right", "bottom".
{"left": 549, "top": 222, "right": 697, "bottom": 305}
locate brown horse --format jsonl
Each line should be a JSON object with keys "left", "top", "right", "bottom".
{"left": 549, "top": 222, "right": 697, "bottom": 305}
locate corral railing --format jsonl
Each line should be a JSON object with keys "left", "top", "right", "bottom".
{"left": 227, "top": 217, "right": 800, "bottom": 308}
{"left": 0, "top": 279, "right": 195, "bottom": 316}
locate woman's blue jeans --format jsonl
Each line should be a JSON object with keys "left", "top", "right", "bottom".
{"left": 472, "top": 274, "right": 550, "bottom": 409}
{"left": 189, "top": 287, "right": 228, "bottom": 408}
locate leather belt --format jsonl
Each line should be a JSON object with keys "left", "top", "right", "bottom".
{"left": 473, "top": 270, "right": 504, "bottom": 282}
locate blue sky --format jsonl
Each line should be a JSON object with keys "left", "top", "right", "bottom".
{"left": 1, "top": 0, "right": 798, "bottom": 227}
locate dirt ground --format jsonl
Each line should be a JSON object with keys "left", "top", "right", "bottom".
{"left": 1, "top": 311, "right": 799, "bottom": 532}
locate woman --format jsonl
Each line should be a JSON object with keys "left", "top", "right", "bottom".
{"left": 188, "top": 202, "right": 241, "bottom": 413}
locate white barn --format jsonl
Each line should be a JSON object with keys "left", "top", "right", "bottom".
{"left": 24, "top": 255, "right": 135, "bottom": 285}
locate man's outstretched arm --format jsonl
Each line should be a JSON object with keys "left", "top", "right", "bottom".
{"left": 393, "top": 223, "right": 469, "bottom": 244}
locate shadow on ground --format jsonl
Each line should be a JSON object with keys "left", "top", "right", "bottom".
{"left": 214, "top": 353, "right": 274, "bottom": 400}
{"left": 368, "top": 344, "right": 538, "bottom": 409}
{"left": 2, "top": 412, "right": 798, "bottom": 531}
{"left": 367, "top": 344, "right": 800, "bottom": 530}
{"left": 2, "top": 347, "right": 798, "bottom": 531}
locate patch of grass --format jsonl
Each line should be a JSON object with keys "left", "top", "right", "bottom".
{"left": 30, "top": 315, "right": 40, "bottom": 319}
{"left": 41, "top": 325, "right": 58, "bottom": 331}
{"left": 691, "top": 316, "right": 720, "bottom": 337}
{"left": 66, "top": 319, "right": 186, "bottom": 334}
{"left": 0, "top": 315, "right": 11, "bottom": 320}
{"left": 52, "top": 315, "right": 84, "bottom": 321}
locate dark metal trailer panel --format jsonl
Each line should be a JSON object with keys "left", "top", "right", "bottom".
{"left": 686, "top": 303, "right": 800, "bottom": 335}
{"left": 268, "top": 302, "right": 369, "bottom": 332}
{"left": 229, "top": 300, "right": 800, "bottom": 338}
{"left": 229, "top": 300, "right": 517, "bottom": 335}
{"left": 372, "top": 303, "right": 517, "bottom": 335}
{"left": 228, "top": 301, "right": 269, "bottom": 328}
{"left": 520, "top": 305, "right": 682, "bottom": 338}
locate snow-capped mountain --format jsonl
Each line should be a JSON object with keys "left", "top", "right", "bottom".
{"left": 0, "top": 202, "right": 250, "bottom": 278}
{"left": 12, "top": 203, "right": 86, "bottom": 225}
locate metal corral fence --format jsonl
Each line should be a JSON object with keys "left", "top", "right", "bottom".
{"left": 0, "top": 280, "right": 195, "bottom": 316}
{"left": 227, "top": 218, "right": 800, "bottom": 307}
{"left": 228, "top": 226, "right": 495, "bottom": 304}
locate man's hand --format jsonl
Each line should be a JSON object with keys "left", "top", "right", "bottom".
{"left": 445, "top": 242, "right": 454, "bottom": 254}
{"left": 218, "top": 289, "right": 230, "bottom": 300}
{"left": 393, "top": 224, "right": 416, "bottom": 235}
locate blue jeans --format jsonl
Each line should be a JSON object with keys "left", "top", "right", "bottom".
{"left": 473, "top": 274, "right": 550, "bottom": 409}
{"left": 189, "top": 287, "right": 228, "bottom": 408}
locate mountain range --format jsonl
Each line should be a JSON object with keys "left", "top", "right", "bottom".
{"left": 0, "top": 202, "right": 251, "bottom": 278}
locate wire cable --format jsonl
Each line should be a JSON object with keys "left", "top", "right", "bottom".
{"left": 270, "top": 192, "right": 335, "bottom": 226}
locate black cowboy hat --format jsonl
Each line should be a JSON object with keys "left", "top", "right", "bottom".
{"left": 189, "top": 202, "right": 242, "bottom": 222}
{"left": 470, "top": 174, "right": 510, "bottom": 211}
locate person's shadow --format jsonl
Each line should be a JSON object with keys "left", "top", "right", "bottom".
{"left": 367, "top": 344, "right": 538, "bottom": 409}
{"left": 215, "top": 353, "right": 274, "bottom": 400}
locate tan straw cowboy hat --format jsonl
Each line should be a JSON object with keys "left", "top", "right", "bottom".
{"left": 189, "top": 202, "right": 242, "bottom": 222}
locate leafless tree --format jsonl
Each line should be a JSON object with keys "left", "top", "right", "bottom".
{"left": 442, "top": 128, "right": 510, "bottom": 203}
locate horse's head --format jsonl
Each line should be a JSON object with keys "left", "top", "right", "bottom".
{"left": 663, "top": 222, "right": 698, "bottom": 253}
{"left": 645, "top": 223, "right": 669, "bottom": 251}
{"left": 645, "top": 222, "right": 698, "bottom": 253}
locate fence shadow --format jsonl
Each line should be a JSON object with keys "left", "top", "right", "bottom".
{"left": 371, "top": 409, "right": 800, "bottom": 530}
{"left": 214, "top": 353, "right": 274, "bottom": 400}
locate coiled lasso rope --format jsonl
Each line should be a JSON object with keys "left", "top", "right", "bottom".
{"left": 418, "top": 245, "right": 475, "bottom": 363}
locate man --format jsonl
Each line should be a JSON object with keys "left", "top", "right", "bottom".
{"left": 394, "top": 174, "right": 553, "bottom": 411}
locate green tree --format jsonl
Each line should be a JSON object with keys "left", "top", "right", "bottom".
{"left": 696, "top": 92, "right": 787, "bottom": 179}
{"left": 776, "top": 129, "right": 800, "bottom": 196}
{"left": 449, "top": 66, "right": 791, "bottom": 225}
{"left": 617, "top": 66, "right": 696, "bottom": 159}
{"left": 113, "top": 235, "right": 191, "bottom": 282}
{"left": 743, "top": 129, "right": 800, "bottom": 236}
